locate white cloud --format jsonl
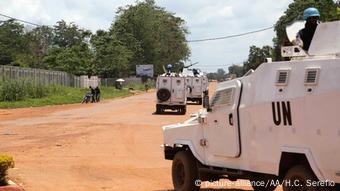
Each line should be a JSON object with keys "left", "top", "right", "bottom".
{"left": 192, "top": 5, "right": 233, "bottom": 26}
{"left": 218, "top": 6, "right": 234, "bottom": 18}
{"left": 0, "top": 0, "right": 294, "bottom": 73}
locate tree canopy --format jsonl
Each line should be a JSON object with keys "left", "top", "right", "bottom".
{"left": 207, "top": 68, "right": 228, "bottom": 81}
{"left": 0, "top": 19, "right": 28, "bottom": 66}
{"left": 0, "top": 0, "right": 190, "bottom": 78}
{"left": 111, "top": 0, "right": 190, "bottom": 75}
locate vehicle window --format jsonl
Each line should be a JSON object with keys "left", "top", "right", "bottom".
{"left": 210, "top": 88, "right": 234, "bottom": 107}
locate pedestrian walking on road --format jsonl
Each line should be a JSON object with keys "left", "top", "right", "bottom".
{"left": 144, "top": 83, "right": 149, "bottom": 92}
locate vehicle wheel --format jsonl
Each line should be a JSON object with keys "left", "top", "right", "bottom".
{"left": 179, "top": 106, "right": 186, "bottom": 115}
{"left": 156, "top": 105, "right": 162, "bottom": 114}
{"left": 198, "top": 98, "right": 203, "bottom": 105}
{"left": 283, "top": 165, "right": 318, "bottom": 191}
{"left": 172, "top": 151, "right": 199, "bottom": 191}
{"left": 157, "top": 88, "right": 171, "bottom": 102}
{"left": 199, "top": 172, "right": 221, "bottom": 182}
{"left": 250, "top": 176, "right": 277, "bottom": 191}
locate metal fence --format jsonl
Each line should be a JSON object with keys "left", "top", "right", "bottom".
{"left": 0, "top": 65, "right": 98, "bottom": 88}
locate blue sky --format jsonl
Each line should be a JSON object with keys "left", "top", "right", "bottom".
{"left": 0, "top": 0, "right": 294, "bottom": 72}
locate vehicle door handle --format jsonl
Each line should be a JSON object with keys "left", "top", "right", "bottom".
{"left": 229, "top": 113, "right": 233, "bottom": 126}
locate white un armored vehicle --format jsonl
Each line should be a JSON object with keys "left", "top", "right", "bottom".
{"left": 162, "top": 21, "right": 340, "bottom": 191}
{"left": 183, "top": 68, "right": 209, "bottom": 105}
{"left": 156, "top": 67, "right": 187, "bottom": 114}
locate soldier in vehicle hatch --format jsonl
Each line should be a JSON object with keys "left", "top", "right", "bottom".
{"left": 296, "top": 7, "right": 320, "bottom": 51}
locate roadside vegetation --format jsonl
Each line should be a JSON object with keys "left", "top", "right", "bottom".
{"left": 0, "top": 155, "right": 14, "bottom": 186}
{"left": 125, "top": 80, "right": 155, "bottom": 91}
{"left": 0, "top": 79, "right": 136, "bottom": 109}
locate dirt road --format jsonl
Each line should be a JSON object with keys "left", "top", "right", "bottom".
{"left": 0, "top": 88, "right": 282, "bottom": 191}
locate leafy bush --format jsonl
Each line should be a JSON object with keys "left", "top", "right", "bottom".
{"left": 46, "top": 85, "right": 67, "bottom": 95}
{"left": 0, "top": 79, "right": 26, "bottom": 101}
{"left": 0, "top": 78, "right": 50, "bottom": 101}
{"left": 0, "top": 84, "right": 131, "bottom": 108}
{"left": 0, "top": 155, "right": 14, "bottom": 186}
{"left": 25, "top": 81, "right": 49, "bottom": 99}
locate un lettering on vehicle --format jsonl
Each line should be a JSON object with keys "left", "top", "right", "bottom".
{"left": 271, "top": 101, "right": 292, "bottom": 126}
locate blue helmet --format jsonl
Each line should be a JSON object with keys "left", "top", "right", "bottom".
{"left": 303, "top": 7, "right": 320, "bottom": 20}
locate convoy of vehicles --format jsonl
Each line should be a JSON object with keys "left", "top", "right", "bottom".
{"left": 155, "top": 65, "right": 209, "bottom": 114}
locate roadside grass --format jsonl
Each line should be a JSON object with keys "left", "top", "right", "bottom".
{"left": 125, "top": 80, "right": 155, "bottom": 91}
{"left": 0, "top": 86, "right": 131, "bottom": 109}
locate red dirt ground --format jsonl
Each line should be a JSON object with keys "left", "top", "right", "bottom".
{"left": 0, "top": 83, "right": 282, "bottom": 191}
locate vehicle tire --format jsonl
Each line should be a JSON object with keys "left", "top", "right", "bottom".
{"left": 199, "top": 172, "right": 221, "bottom": 182}
{"left": 282, "top": 165, "right": 319, "bottom": 191}
{"left": 203, "top": 95, "right": 209, "bottom": 108}
{"left": 172, "top": 151, "right": 199, "bottom": 191}
{"left": 178, "top": 108, "right": 182, "bottom": 115}
{"left": 180, "top": 106, "right": 186, "bottom": 115}
{"left": 250, "top": 176, "right": 277, "bottom": 191}
{"left": 157, "top": 88, "right": 171, "bottom": 102}
{"left": 188, "top": 86, "right": 192, "bottom": 94}
{"left": 156, "top": 105, "right": 162, "bottom": 114}
{"left": 203, "top": 90, "right": 209, "bottom": 96}
{"left": 198, "top": 98, "right": 203, "bottom": 105}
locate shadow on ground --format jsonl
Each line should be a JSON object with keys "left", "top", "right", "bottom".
{"left": 152, "top": 111, "right": 185, "bottom": 116}
{"left": 187, "top": 102, "right": 202, "bottom": 106}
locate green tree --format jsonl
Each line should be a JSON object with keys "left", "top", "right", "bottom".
{"left": 0, "top": 19, "right": 28, "bottom": 65}
{"left": 111, "top": 0, "right": 190, "bottom": 75}
{"left": 90, "top": 30, "right": 132, "bottom": 77}
{"left": 43, "top": 44, "right": 93, "bottom": 75}
{"left": 53, "top": 20, "right": 91, "bottom": 48}
{"left": 43, "top": 20, "right": 93, "bottom": 75}
{"left": 206, "top": 72, "right": 217, "bottom": 80}
{"left": 273, "top": 0, "right": 339, "bottom": 61}
{"left": 244, "top": 45, "right": 273, "bottom": 72}
{"left": 216, "top": 68, "right": 227, "bottom": 81}
{"left": 228, "top": 45, "right": 273, "bottom": 77}
{"left": 228, "top": 64, "right": 245, "bottom": 77}
{"left": 25, "top": 26, "right": 54, "bottom": 68}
